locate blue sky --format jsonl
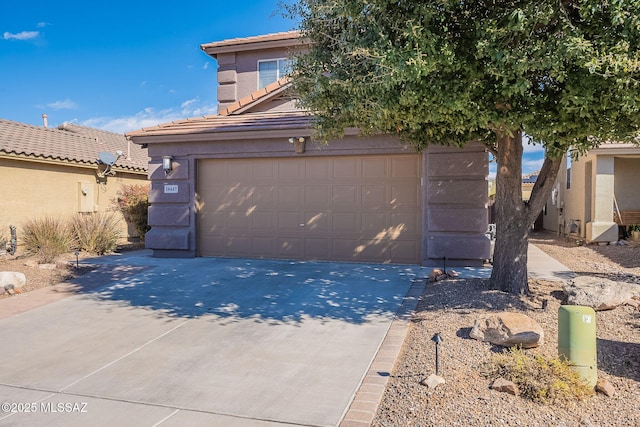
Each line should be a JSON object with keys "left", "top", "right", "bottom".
{"left": 0, "top": 1, "right": 543, "bottom": 175}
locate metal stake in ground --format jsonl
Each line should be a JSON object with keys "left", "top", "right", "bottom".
{"left": 431, "top": 332, "right": 443, "bottom": 375}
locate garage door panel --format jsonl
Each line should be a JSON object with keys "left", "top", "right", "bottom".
{"left": 253, "top": 237, "right": 277, "bottom": 256}
{"left": 391, "top": 184, "right": 420, "bottom": 207}
{"left": 362, "top": 157, "right": 387, "bottom": 178}
{"left": 252, "top": 211, "right": 276, "bottom": 231}
{"left": 278, "top": 212, "right": 304, "bottom": 232}
{"left": 278, "top": 186, "right": 303, "bottom": 207}
{"left": 362, "top": 186, "right": 386, "bottom": 207}
{"left": 227, "top": 236, "right": 251, "bottom": 255}
{"left": 305, "top": 212, "right": 329, "bottom": 232}
{"left": 227, "top": 212, "right": 251, "bottom": 230}
{"left": 390, "top": 213, "right": 420, "bottom": 235}
{"left": 198, "top": 155, "right": 421, "bottom": 264}
{"left": 390, "top": 240, "right": 420, "bottom": 263}
{"left": 278, "top": 160, "right": 303, "bottom": 179}
{"left": 333, "top": 158, "right": 359, "bottom": 178}
{"left": 252, "top": 186, "right": 277, "bottom": 207}
{"left": 306, "top": 185, "right": 330, "bottom": 208}
{"left": 332, "top": 186, "right": 357, "bottom": 207}
{"left": 332, "top": 212, "right": 357, "bottom": 232}
{"left": 278, "top": 238, "right": 302, "bottom": 257}
{"left": 392, "top": 156, "right": 419, "bottom": 178}
{"left": 305, "top": 238, "right": 330, "bottom": 259}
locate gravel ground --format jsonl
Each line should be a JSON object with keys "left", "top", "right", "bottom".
{"left": 373, "top": 231, "right": 640, "bottom": 426}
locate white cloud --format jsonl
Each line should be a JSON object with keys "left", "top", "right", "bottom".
{"left": 203, "top": 62, "right": 209, "bottom": 70}
{"left": 3, "top": 31, "right": 39, "bottom": 41}
{"left": 36, "top": 22, "right": 49, "bottom": 28}
{"left": 81, "top": 98, "right": 218, "bottom": 134}
{"left": 522, "top": 157, "right": 545, "bottom": 174}
{"left": 47, "top": 99, "right": 77, "bottom": 110}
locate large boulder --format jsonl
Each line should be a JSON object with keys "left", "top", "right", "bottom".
{"left": 563, "top": 276, "right": 640, "bottom": 311}
{"left": 0, "top": 271, "right": 26, "bottom": 290}
{"left": 470, "top": 312, "right": 544, "bottom": 348}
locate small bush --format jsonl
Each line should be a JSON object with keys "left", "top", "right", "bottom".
{"left": 21, "top": 217, "right": 75, "bottom": 263}
{"left": 113, "top": 184, "right": 150, "bottom": 239}
{"left": 485, "top": 347, "right": 594, "bottom": 404}
{"left": 70, "top": 212, "right": 121, "bottom": 255}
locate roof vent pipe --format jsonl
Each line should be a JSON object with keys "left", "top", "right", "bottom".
{"left": 42, "top": 114, "right": 48, "bottom": 128}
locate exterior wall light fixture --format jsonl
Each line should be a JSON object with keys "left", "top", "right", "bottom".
{"left": 162, "top": 156, "right": 173, "bottom": 175}
{"left": 289, "top": 137, "right": 306, "bottom": 154}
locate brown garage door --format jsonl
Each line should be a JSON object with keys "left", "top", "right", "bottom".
{"left": 197, "top": 154, "right": 422, "bottom": 264}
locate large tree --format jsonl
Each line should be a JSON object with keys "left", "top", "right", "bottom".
{"left": 287, "top": 0, "right": 640, "bottom": 294}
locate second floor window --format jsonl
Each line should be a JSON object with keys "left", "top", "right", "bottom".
{"left": 258, "top": 58, "right": 291, "bottom": 89}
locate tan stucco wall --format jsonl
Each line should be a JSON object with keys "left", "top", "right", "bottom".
{"left": 614, "top": 157, "right": 640, "bottom": 211}
{"left": 0, "top": 158, "right": 147, "bottom": 246}
{"left": 543, "top": 150, "right": 640, "bottom": 239}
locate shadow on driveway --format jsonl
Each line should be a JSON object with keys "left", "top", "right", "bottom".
{"left": 71, "top": 254, "right": 425, "bottom": 324}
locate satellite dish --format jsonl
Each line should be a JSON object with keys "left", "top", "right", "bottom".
{"left": 98, "top": 151, "right": 117, "bottom": 165}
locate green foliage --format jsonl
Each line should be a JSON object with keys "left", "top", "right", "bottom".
{"left": 485, "top": 347, "right": 594, "bottom": 404}
{"left": 288, "top": 0, "right": 640, "bottom": 294}
{"left": 113, "top": 184, "right": 150, "bottom": 239}
{"left": 70, "top": 213, "right": 122, "bottom": 255}
{"left": 289, "top": 0, "right": 640, "bottom": 154}
{"left": 21, "top": 217, "right": 75, "bottom": 263}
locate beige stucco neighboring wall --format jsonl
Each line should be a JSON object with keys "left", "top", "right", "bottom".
{"left": 0, "top": 158, "right": 148, "bottom": 246}
{"left": 543, "top": 147, "right": 640, "bottom": 241}
{"left": 614, "top": 157, "right": 640, "bottom": 212}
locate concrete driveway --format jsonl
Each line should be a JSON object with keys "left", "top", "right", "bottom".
{"left": 0, "top": 252, "right": 427, "bottom": 426}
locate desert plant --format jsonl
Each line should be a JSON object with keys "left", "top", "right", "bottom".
{"left": 113, "top": 184, "right": 150, "bottom": 239}
{"left": 21, "top": 217, "right": 75, "bottom": 263}
{"left": 70, "top": 212, "right": 122, "bottom": 255}
{"left": 484, "top": 347, "right": 593, "bottom": 405}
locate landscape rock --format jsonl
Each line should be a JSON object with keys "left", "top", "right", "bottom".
{"left": 0, "top": 271, "right": 26, "bottom": 290}
{"left": 420, "top": 374, "right": 446, "bottom": 389}
{"left": 563, "top": 276, "right": 640, "bottom": 311}
{"left": 38, "top": 263, "right": 57, "bottom": 270}
{"left": 469, "top": 312, "right": 544, "bottom": 348}
{"left": 490, "top": 377, "right": 519, "bottom": 396}
{"left": 429, "top": 269, "right": 444, "bottom": 282}
{"left": 595, "top": 379, "right": 615, "bottom": 397}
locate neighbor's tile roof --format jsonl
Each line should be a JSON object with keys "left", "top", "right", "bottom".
{"left": 0, "top": 119, "right": 148, "bottom": 172}
{"left": 126, "top": 110, "right": 312, "bottom": 138}
{"left": 219, "top": 77, "right": 292, "bottom": 116}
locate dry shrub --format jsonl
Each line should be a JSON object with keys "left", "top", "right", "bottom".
{"left": 113, "top": 184, "right": 150, "bottom": 239}
{"left": 70, "top": 212, "right": 122, "bottom": 255}
{"left": 21, "top": 217, "right": 74, "bottom": 263}
{"left": 485, "top": 346, "right": 594, "bottom": 404}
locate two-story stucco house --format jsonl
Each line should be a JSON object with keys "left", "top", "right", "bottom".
{"left": 126, "top": 31, "right": 491, "bottom": 265}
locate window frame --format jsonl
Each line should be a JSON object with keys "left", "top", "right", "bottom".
{"left": 257, "top": 58, "right": 291, "bottom": 89}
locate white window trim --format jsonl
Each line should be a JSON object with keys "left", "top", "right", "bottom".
{"left": 257, "top": 58, "right": 290, "bottom": 89}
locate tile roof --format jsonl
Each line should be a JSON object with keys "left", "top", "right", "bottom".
{"left": 0, "top": 119, "right": 148, "bottom": 172}
{"left": 219, "top": 77, "right": 292, "bottom": 116}
{"left": 126, "top": 110, "right": 312, "bottom": 139}
{"left": 200, "top": 31, "right": 302, "bottom": 54}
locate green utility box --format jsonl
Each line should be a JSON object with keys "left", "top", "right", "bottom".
{"left": 558, "top": 305, "right": 597, "bottom": 387}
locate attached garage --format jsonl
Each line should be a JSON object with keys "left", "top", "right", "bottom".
{"left": 129, "top": 111, "right": 489, "bottom": 266}
{"left": 197, "top": 154, "right": 422, "bottom": 263}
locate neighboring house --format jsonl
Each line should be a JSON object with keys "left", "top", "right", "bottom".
{"left": 126, "top": 31, "right": 490, "bottom": 265}
{"left": 0, "top": 118, "right": 149, "bottom": 243}
{"left": 542, "top": 142, "right": 640, "bottom": 242}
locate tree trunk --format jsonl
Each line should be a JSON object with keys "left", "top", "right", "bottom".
{"left": 490, "top": 130, "right": 530, "bottom": 295}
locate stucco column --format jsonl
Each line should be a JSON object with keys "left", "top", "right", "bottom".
{"left": 587, "top": 155, "right": 618, "bottom": 242}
